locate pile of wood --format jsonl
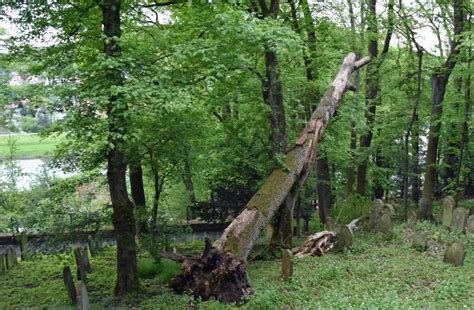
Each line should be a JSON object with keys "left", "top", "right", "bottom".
{"left": 293, "top": 231, "right": 336, "bottom": 257}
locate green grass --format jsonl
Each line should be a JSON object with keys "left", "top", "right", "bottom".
{"left": 0, "top": 134, "right": 61, "bottom": 159}
{"left": 1, "top": 223, "right": 473, "bottom": 309}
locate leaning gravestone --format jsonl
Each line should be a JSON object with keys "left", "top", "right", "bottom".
{"left": 87, "top": 235, "right": 97, "bottom": 257}
{"left": 74, "top": 247, "right": 91, "bottom": 281}
{"left": 6, "top": 246, "right": 17, "bottom": 269}
{"left": 406, "top": 211, "right": 417, "bottom": 230}
{"left": 63, "top": 266, "right": 77, "bottom": 304}
{"left": 335, "top": 225, "right": 353, "bottom": 251}
{"left": 412, "top": 231, "right": 427, "bottom": 251}
{"left": 451, "top": 207, "right": 469, "bottom": 233}
{"left": 466, "top": 215, "right": 474, "bottom": 237}
{"left": 0, "top": 254, "right": 6, "bottom": 274}
{"left": 442, "top": 196, "right": 455, "bottom": 227}
{"left": 379, "top": 212, "right": 393, "bottom": 236}
{"left": 281, "top": 249, "right": 293, "bottom": 280}
{"left": 76, "top": 280, "right": 90, "bottom": 310}
{"left": 443, "top": 241, "right": 465, "bottom": 266}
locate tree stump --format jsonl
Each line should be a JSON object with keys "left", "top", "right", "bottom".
{"left": 63, "top": 266, "right": 77, "bottom": 305}
{"left": 170, "top": 239, "right": 253, "bottom": 303}
{"left": 450, "top": 208, "right": 469, "bottom": 233}
{"left": 406, "top": 211, "right": 417, "bottom": 230}
{"left": 442, "top": 196, "right": 455, "bottom": 227}
{"left": 281, "top": 249, "right": 293, "bottom": 280}
{"left": 443, "top": 241, "right": 465, "bottom": 266}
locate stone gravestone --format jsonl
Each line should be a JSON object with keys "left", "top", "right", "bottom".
{"left": 74, "top": 247, "right": 91, "bottom": 281}
{"left": 6, "top": 245, "right": 17, "bottom": 269}
{"left": 87, "top": 235, "right": 97, "bottom": 257}
{"left": 325, "top": 217, "right": 336, "bottom": 230}
{"left": 281, "top": 249, "right": 293, "bottom": 280}
{"left": 451, "top": 208, "right": 469, "bottom": 233}
{"left": 443, "top": 241, "right": 465, "bottom": 266}
{"left": 76, "top": 280, "right": 90, "bottom": 310}
{"left": 466, "top": 215, "right": 474, "bottom": 237}
{"left": 383, "top": 204, "right": 396, "bottom": 218}
{"left": 63, "top": 266, "right": 77, "bottom": 304}
{"left": 0, "top": 254, "right": 6, "bottom": 274}
{"left": 442, "top": 196, "right": 455, "bottom": 227}
{"left": 18, "top": 233, "right": 28, "bottom": 260}
{"left": 335, "top": 225, "right": 353, "bottom": 251}
{"left": 412, "top": 231, "right": 427, "bottom": 251}
{"left": 370, "top": 201, "right": 384, "bottom": 231}
{"left": 379, "top": 212, "right": 393, "bottom": 236}
{"left": 406, "top": 211, "right": 417, "bottom": 230}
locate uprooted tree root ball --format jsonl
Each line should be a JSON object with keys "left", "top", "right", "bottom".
{"left": 170, "top": 239, "right": 253, "bottom": 304}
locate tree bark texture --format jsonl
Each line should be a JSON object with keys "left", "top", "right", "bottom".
{"left": 102, "top": 0, "right": 139, "bottom": 295}
{"left": 130, "top": 163, "right": 148, "bottom": 235}
{"left": 420, "top": 0, "right": 463, "bottom": 219}
{"left": 316, "top": 154, "right": 332, "bottom": 224}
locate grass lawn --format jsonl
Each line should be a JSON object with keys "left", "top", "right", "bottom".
{"left": 1, "top": 222, "right": 473, "bottom": 309}
{"left": 0, "top": 134, "right": 61, "bottom": 159}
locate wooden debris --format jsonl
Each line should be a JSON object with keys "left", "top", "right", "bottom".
{"left": 293, "top": 231, "right": 336, "bottom": 257}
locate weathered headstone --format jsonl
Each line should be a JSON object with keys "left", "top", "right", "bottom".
{"left": 74, "top": 247, "right": 91, "bottom": 281}
{"left": 406, "top": 211, "right": 417, "bottom": 230}
{"left": 325, "top": 217, "right": 336, "bottom": 230}
{"left": 383, "top": 204, "right": 396, "bottom": 218}
{"left": 374, "top": 199, "right": 384, "bottom": 209}
{"left": 76, "top": 280, "right": 90, "bottom": 310}
{"left": 412, "top": 231, "right": 427, "bottom": 251}
{"left": 63, "top": 266, "right": 77, "bottom": 304}
{"left": 87, "top": 235, "right": 97, "bottom": 257}
{"left": 18, "top": 233, "right": 28, "bottom": 260}
{"left": 0, "top": 254, "right": 6, "bottom": 274}
{"left": 443, "top": 241, "right": 465, "bottom": 266}
{"left": 370, "top": 202, "right": 384, "bottom": 231}
{"left": 6, "top": 246, "right": 17, "bottom": 268}
{"left": 466, "top": 215, "right": 474, "bottom": 237}
{"left": 442, "top": 196, "right": 455, "bottom": 227}
{"left": 335, "top": 225, "right": 353, "bottom": 251}
{"left": 451, "top": 207, "right": 469, "bottom": 233}
{"left": 281, "top": 249, "right": 293, "bottom": 280}
{"left": 379, "top": 213, "right": 393, "bottom": 236}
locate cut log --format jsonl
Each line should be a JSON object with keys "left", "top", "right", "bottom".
{"left": 170, "top": 53, "right": 370, "bottom": 303}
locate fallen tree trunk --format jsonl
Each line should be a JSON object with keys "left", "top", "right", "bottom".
{"left": 170, "top": 53, "right": 370, "bottom": 303}
{"left": 214, "top": 53, "right": 370, "bottom": 260}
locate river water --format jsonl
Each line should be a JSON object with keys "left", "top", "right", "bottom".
{"left": 0, "top": 158, "right": 72, "bottom": 190}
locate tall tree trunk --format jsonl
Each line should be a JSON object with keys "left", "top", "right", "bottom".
{"left": 182, "top": 157, "right": 196, "bottom": 221}
{"left": 129, "top": 163, "right": 148, "bottom": 236}
{"left": 102, "top": 0, "right": 139, "bottom": 295}
{"left": 420, "top": 0, "right": 463, "bottom": 219}
{"left": 316, "top": 153, "right": 331, "bottom": 224}
{"left": 357, "top": 0, "right": 378, "bottom": 196}
{"left": 357, "top": 0, "right": 394, "bottom": 196}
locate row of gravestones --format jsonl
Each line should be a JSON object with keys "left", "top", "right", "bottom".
{"left": 62, "top": 235, "right": 104, "bottom": 309}
{"left": 405, "top": 195, "right": 471, "bottom": 267}
{"left": 0, "top": 233, "right": 29, "bottom": 275}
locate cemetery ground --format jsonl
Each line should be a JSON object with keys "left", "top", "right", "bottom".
{"left": 0, "top": 134, "right": 61, "bottom": 159}
{"left": 1, "top": 216, "right": 473, "bottom": 309}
